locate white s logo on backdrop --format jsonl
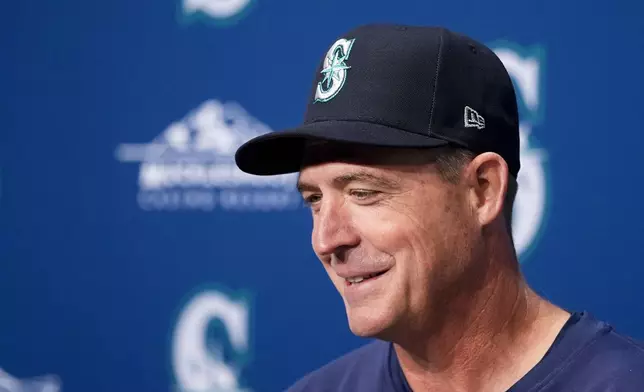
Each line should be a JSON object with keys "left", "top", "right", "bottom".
{"left": 172, "top": 290, "right": 253, "bottom": 392}
{"left": 181, "top": 0, "right": 254, "bottom": 23}
{"left": 493, "top": 44, "right": 549, "bottom": 262}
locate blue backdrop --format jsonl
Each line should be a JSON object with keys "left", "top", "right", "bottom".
{"left": 2, "top": 1, "right": 643, "bottom": 391}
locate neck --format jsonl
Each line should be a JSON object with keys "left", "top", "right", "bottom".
{"left": 393, "top": 240, "right": 570, "bottom": 392}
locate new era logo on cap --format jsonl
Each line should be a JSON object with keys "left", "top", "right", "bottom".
{"left": 464, "top": 106, "right": 485, "bottom": 129}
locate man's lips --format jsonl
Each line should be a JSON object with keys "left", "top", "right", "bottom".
{"left": 337, "top": 268, "right": 391, "bottom": 285}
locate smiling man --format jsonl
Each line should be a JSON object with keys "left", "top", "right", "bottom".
{"left": 234, "top": 24, "right": 644, "bottom": 392}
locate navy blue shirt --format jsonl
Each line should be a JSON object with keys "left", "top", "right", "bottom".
{"left": 287, "top": 312, "right": 644, "bottom": 391}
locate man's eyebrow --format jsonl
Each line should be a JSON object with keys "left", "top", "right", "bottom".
{"left": 296, "top": 170, "right": 401, "bottom": 193}
{"left": 296, "top": 172, "right": 315, "bottom": 193}
{"left": 296, "top": 177, "right": 316, "bottom": 193}
{"left": 332, "top": 171, "right": 401, "bottom": 189}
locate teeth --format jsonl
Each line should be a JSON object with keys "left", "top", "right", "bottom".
{"left": 346, "top": 272, "right": 379, "bottom": 284}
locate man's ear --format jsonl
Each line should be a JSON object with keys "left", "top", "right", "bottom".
{"left": 462, "top": 152, "right": 509, "bottom": 227}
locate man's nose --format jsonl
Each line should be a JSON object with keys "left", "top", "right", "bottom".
{"left": 312, "top": 199, "right": 360, "bottom": 259}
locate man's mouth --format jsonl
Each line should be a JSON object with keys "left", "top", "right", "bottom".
{"left": 345, "top": 270, "right": 388, "bottom": 285}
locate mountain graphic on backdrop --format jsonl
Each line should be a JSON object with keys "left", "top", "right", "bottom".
{"left": 115, "top": 99, "right": 271, "bottom": 164}
{"left": 145, "top": 100, "right": 268, "bottom": 163}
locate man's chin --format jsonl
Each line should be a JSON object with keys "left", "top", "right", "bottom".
{"left": 345, "top": 306, "right": 396, "bottom": 338}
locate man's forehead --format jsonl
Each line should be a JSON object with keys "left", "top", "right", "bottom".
{"left": 296, "top": 141, "right": 447, "bottom": 190}
{"left": 296, "top": 162, "right": 403, "bottom": 192}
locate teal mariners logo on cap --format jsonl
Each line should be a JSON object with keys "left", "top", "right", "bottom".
{"left": 314, "top": 38, "right": 355, "bottom": 103}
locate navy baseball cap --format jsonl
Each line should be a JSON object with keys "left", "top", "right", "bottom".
{"left": 235, "top": 24, "right": 521, "bottom": 177}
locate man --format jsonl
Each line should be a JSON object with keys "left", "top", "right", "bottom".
{"left": 235, "top": 24, "right": 644, "bottom": 391}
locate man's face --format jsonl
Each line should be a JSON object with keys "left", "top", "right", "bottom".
{"left": 297, "top": 144, "right": 483, "bottom": 339}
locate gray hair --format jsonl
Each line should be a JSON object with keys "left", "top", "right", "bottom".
{"left": 432, "top": 147, "right": 518, "bottom": 235}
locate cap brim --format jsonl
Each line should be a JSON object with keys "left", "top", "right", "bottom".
{"left": 234, "top": 120, "right": 449, "bottom": 175}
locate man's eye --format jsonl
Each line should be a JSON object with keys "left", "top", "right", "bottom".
{"left": 303, "top": 194, "right": 322, "bottom": 205}
{"left": 350, "top": 190, "right": 379, "bottom": 200}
